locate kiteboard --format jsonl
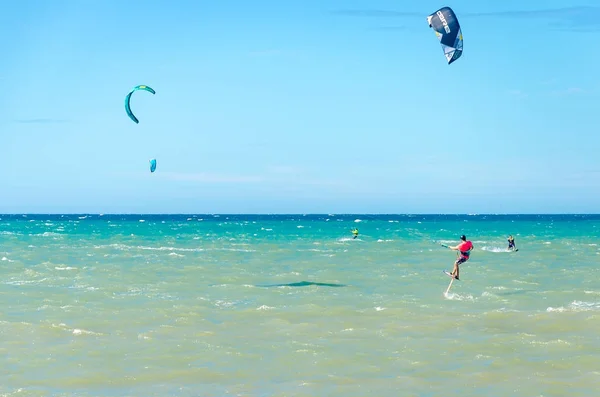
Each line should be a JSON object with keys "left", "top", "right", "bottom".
{"left": 443, "top": 270, "right": 457, "bottom": 295}
{"left": 444, "top": 271, "right": 454, "bottom": 295}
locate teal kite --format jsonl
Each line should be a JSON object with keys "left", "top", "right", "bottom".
{"left": 149, "top": 158, "right": 157, "bottom": 173}
{"left": 124, "top": 85, "right": 155, "bottom": 124}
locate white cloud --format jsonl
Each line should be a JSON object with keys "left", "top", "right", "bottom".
{"left": 507, "top": 89, "right": 527, "bottom": 97}
{"left": 158, "top": 172, "right": 264, "bottom": 183}
{"left": 266, "top": 165, "right": 304, "bottom": 175}
{"left": 154, "top": 166, "right": 351, "bottom": 190}
{"left": 565, "top": 87, "right": 584, "bottom": 94}
{"left": 248, "top": 49, "right": 283, "bottom": 56}
{"left": 550, "top": 87, "right": 584, "bottom": 96}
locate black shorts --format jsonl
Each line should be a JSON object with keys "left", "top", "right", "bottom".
{"left": 455, "top": 256, "right": 468, "bottom": 265}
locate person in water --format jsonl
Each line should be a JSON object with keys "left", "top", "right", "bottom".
{"left": 351, "top": 228, "right": 359, "bottom": 239}
{"left": 507, "top": 235, "right": 516, "bottom": 251}
{"left": 447, "top": 235, "right": 473, "bottom": 280}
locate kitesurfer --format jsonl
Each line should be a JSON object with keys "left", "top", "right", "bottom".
{"left": 446, "top": 235, "right": 473, "bottom": 280}
{"left": 351, "top": 228, "right": 359, "bottom": 239}
{"left": 508, "top": 235, "right": 516, "bottom": 251}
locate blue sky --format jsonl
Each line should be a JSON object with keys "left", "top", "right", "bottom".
{"left": 1, "top": 0, "right": 599, "bottom": 214}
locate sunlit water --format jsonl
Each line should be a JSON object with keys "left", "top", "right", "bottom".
{"left": 1, "top": 214, "right": 599, "bottom": 396}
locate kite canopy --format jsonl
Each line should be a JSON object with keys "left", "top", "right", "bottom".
{"left": 149, "top": 158, "right": 157, "bottom": 173}
{"left": 427, "top": 7, "right": 463, "bottom": 64}
{"left": 124, "top": 85, "right": 156, "bottom": 124}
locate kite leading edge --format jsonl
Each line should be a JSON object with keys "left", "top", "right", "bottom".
{"left": 124, "top": 85, "right": 156, "bottom": 124}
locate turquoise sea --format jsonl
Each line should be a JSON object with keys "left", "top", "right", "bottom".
{"left": 1, "top": 214, "right": 599, "bottom": 397}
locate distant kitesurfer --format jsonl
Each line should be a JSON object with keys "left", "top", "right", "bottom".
{"left": 351, "top": 228, "right": 359, "bottom": 239}
{"left": 446, "top": 235, "right": 473, "bottom": 280}
{"left": 508, "top": 235, "right": 516, "bottom": 251}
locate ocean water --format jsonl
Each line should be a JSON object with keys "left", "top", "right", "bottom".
{"left": 1, "top": 214, "right": 599, "bottom": 397}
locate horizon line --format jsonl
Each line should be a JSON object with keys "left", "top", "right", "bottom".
{"left": 1, "top": 213, "right": 598, "bottom": 216}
